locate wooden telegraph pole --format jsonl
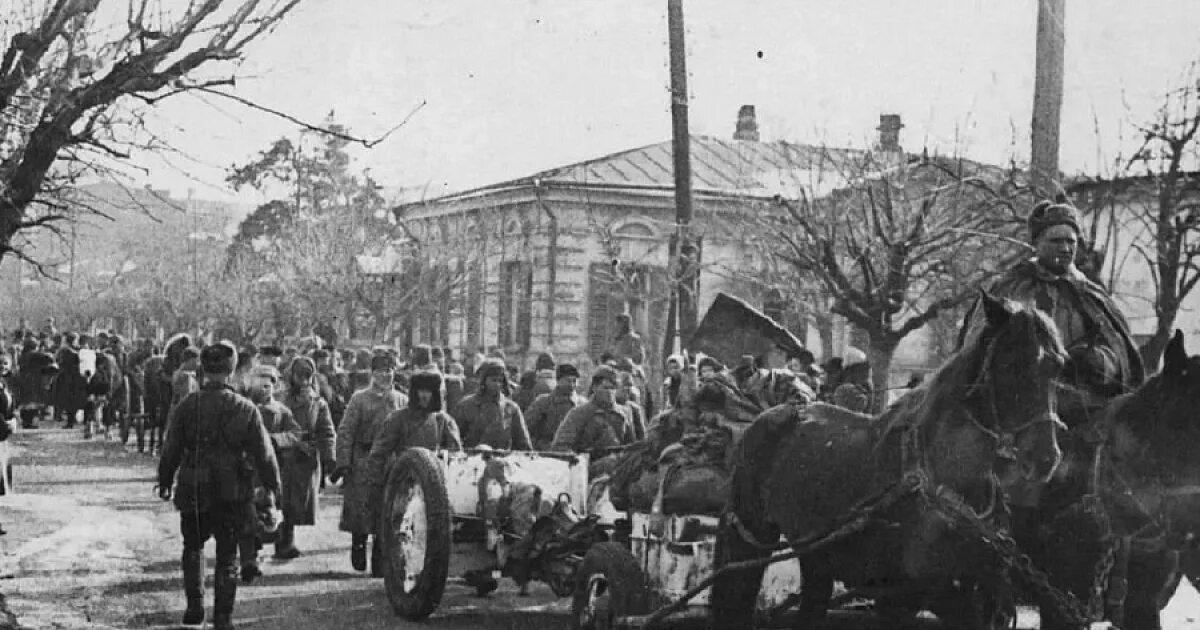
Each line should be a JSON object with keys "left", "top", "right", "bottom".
{"left": 667, "top": 0, "right": 698, "bottom": 361}
{"left": 1030, "top": 0, "right": 1066, "bottom": 199}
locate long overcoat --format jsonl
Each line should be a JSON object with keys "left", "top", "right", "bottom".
{"left": 279, "top": 387, "right": 336, "bottom": 525}
{"left": 335, "top": 385, "right": 406, "bottom": 534}
{"left": 253, "top": 399, "right": 298, "bottom": 535}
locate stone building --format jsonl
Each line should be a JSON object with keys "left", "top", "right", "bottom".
{"left": 389, "top": 109, "right": 935, "bottom": 380}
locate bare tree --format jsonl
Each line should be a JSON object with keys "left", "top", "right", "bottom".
{"left": 748, "top": 151, "right": 1027, "bottom": 411}
{"left": 0, "top": 0, "right": 301, "bottom": 266}
{"left": 1096, "top": 62, "right": 1200, "bottom": 365}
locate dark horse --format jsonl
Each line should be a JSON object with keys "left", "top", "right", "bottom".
{"left": 1024, "top": 330, "right": 1200, "bottom": 630}
{"left": 713, "top": 294, "right": 1067, "bottom": 630}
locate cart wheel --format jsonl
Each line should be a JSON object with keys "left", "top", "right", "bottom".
{"left": 380, "top": 447, "right": 451, "bottom": 621}
{"left": 572, "top": 542, "right": 653, "bottom": 630}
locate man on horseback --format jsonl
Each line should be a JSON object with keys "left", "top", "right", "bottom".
{"left": 961, "top": 200, "right": 1144, "bottom": 409}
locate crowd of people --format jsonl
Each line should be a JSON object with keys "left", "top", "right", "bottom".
{"left": 0, "top": 310, "right": 894, "bottom": 628}
{"left": 0, "top": 197, "right": 1161, "bottom": 629}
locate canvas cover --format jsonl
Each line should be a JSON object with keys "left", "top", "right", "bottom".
{"left": 687, "top": 293, "right": 806, "bottom": 368}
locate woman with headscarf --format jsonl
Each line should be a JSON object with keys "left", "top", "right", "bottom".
{"left": 275, "top": 356, "right": 336, "bottom": 559}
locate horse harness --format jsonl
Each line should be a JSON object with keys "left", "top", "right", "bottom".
{"left": 1072, "top": 398, "right": 1200, "bottom": 627}
{"left": 962, "top": 326, "right": 1067, "bottom": 466}
{"left": 723, "top": 330, "right": 1111, "bottom": 629}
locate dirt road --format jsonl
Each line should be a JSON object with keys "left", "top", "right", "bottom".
{"left": 0, "top": 427, "right": 568, "bottom": 630}
{"left": 1, "top": 426, "right": 1198, "bottom": 630}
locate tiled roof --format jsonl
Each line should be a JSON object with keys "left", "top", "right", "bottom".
{"left": 415, "top": 135, "right": 868, "bottom": 204}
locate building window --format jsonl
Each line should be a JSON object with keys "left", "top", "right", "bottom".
{"left": 498, "top": 261, "right": 533, "bottom": 348}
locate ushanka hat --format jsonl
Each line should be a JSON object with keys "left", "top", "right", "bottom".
{"left": 408, "top": 370, "right": 444, "bottom": 411}
{"left": 200, "top": 341, "right": 238, "bottom": 375}
{"left": 1028, "top": 200, "right": 1081, "bottom": 241}
{"left": 474, "top": 358, "right": 511, "bottom": 396}
{"left": 370, "top": 354, "right": 398, "bottom": 372}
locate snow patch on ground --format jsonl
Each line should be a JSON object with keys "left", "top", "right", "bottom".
{"left": 5, "top": 493, "right": 155, "bottom": 574}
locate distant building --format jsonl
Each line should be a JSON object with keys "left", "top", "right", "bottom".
{"left": 388, "top": 108, "right": 940, "bottom": 381}
{"left": 1068, "top": 175, "right": 1200, "bottom": 346}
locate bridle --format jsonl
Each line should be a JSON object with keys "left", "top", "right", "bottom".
{"left": 898, "top": 321, "right": 1064, "bottom": 518}
{"left": 962, "top": 323, "right": 1066, "bottom": 465}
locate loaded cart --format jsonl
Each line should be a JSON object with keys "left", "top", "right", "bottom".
{"left": 377, "top": 446, "right": 610, "bottom": 620}
{"left": 572, "top": 509, "right": 803, "bottom": 630}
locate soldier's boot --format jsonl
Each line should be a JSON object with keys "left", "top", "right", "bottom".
{"left": 181, "top": 550, "right": 205, "bottom": 625}
{"left": 350, "top": 534, "right": 367, "bottom": 572}
{"left": 273, "top": 522, "right": 301, "bottom": 560}
{"left": 239, "top": 537, "right": 262, "bottom": 584}
{"left": 370, "top": 535, "right": 383, "bottom": 577}
{"left": 213, "top": 563, "right": 238, "bottom": 630}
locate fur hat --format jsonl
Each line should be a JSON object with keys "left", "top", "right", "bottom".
{"left": 408, "top": 370, "right": 444, "bottom": 411}
{"left": 534, "top": 352, "right": 557, "bottom": 372}
{"left": 291, "top": 355, "right": 315, "bottom": 375}
{"left": 370, "top": 354, "right": 397, "bottom": 372}
{"left": 200, "top": 341, "right": 238, "bottom": 375}
{"left": 555, "top": 363, "right": 579, "bottom": 379}
{"left": 1028, "top": 200, "right": 1081, "bottom": 241}
{"left": 590, "top": 365, "right": 620, "bottom": 393}
{"left": 411, "top": 344, "right": 433, "bottom": 367}
{"left": 249, "top": 364, "right": 281, "bottom": 383}
{"left": 696, "top": 355, "right": 724, "bottom": 374}
{"left": 475, "top": 358, "right": 510, "bottom": 395}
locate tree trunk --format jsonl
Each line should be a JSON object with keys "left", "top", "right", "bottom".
{"left": 1140, "top": 310, "right": 1176, "bottom": 371}
{"left": 868, "top": 339, "right": 898, "bottom": 414}
{"left": 815, "top": 314, "right": 835, "bottom": 362}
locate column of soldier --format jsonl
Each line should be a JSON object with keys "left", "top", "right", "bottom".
{"left": 0, "top": 317, "right": 881, "bottom": 629}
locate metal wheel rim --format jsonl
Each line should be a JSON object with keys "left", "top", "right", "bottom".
{"left": 390, "top": 481, "right": 428, "bottom": 594}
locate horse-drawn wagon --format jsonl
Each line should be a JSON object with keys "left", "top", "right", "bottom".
{"left": 378, "top": 299, "right": 1200, "bottom": 630}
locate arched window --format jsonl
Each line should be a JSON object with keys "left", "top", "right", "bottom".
{"left": 612, "top": 221, "right": 655, "bottom": 239}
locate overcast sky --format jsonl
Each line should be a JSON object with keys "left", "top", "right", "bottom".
{"left": 136, "top": 0, "right": 1200, "bottom": 203}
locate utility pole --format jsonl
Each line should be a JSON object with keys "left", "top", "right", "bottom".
{"left": 1030, "top": 0, "right": 1066, "bottom": 200}
{"left": 667, "top": 0, "right": 698, "bottom": 357}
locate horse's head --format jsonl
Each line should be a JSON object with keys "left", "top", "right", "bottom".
{"left": 77, "top": 348, "right": 97, "bottom": 381}
{"left": 960, "top": 291, "right": 1067, "bottom": 486}
{"left": 1111, "top": 331, "right": 1200, "bottom": 547}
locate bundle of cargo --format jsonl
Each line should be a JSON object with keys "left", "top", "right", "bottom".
{"left": 607, "top": 371, "right": 756, "bottom": 516}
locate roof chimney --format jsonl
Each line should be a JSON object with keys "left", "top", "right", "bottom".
{"left": 734, "top": 105, "right": 759, "bottom": 141}
{"left": 876, "top": 114, "right": 903, "bottom": 152}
